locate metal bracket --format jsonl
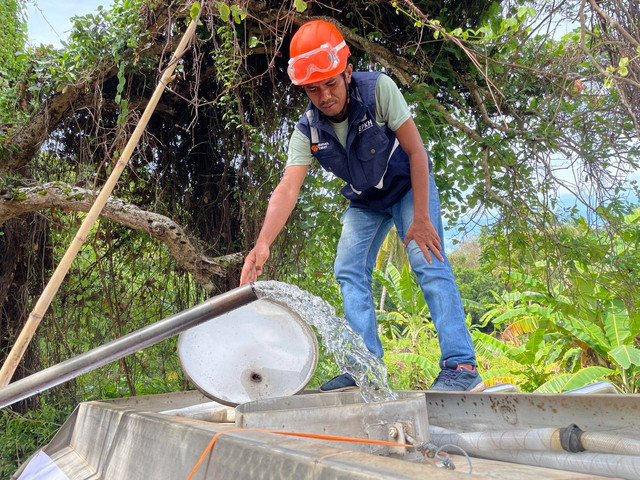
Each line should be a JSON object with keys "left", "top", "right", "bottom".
{"left": 386, "top": 422, "right": 411, "bottom": 456}
{"left": 404, "top": 428, "right": 438, "bottom": 460}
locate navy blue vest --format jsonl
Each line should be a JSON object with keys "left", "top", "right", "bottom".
{"left": 295, "top": 72, "right": 413, "bottom": 210}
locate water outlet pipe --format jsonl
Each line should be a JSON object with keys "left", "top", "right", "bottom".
{"left": 0, "top": 284, "right": 259, "bottom": 410}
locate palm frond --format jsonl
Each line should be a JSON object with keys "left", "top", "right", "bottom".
{"left": 395, "top": 353, "right": 440, "bottom": 377}
{"left": 534, "top": 366, "right": 614, "bottom": 393}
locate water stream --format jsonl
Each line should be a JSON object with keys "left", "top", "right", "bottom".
{"left": 253, "top": 280, "right": 397, "bottom": 402}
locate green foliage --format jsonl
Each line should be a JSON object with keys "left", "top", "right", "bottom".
{"left": 218, "top": 3, "right": 245, "bottom": 24}
{"left": 0, "top": 402, "right": 74, "bottom": 477}
{"left": 404, "top": 0, "right": 640, "bottom": 250}
{"left": 472, "top": 328, "right": 588, "bottom": 392}
{"left": 609, "top": 345, "right": 640, "bottom": 371}
{"left": 0, "top": 0, "right": 27, "bottom": 125}
{"left": 190, "top": 1, "right": 200, "bottom": 20}
{"left": 293, "top": 0, "right": 307, "bottom": 13}
{"left": 373, "top": 263, "right": 438, "bottom": 388}
{"left": 375, "top": 264, "right": 428, "bottom": 318}
{"left": 1, "top": 0, "right": 148, "bottom": 131}
{"left": 534, "top": 367, "right": 615, "bottom": 394}
{"left": 395, "top": 352, "right": 439, "bottom": 378}
{"left": 383, "top": 333, "right": 441, "bottom": 390}
{"left": 0, "top": 0, "right": 26, "bottom": 63}
{"left": 7, "top": 206, "right": 206, "bottom": 410}
{"left": 453, "top": 265, "right": 502, "bottom": 324}
{"left": 374, "top": 264, "right": 432, "bottom": 343}
{"left": 478, "top": 207, "right": 640, "bottom": 392}
{"left": 307, "top": 341, "right": 340, "bottom": 388}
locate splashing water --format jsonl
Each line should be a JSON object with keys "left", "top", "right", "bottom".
{"left": 253, "top": 280, "right": 397, "bottom": 403}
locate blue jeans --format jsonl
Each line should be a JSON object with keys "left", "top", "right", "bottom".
{"left": 334, "top": 175, "right": 476, "bottom": 366}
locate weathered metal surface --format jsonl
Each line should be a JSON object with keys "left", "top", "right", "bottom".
{"left": 421, "top": 390, "right": 640, "bottom": 439}
{"left": 236, "top": 391, "right": 429, "bottom": 458}
{"left": 100, "top": 389, "right": 211, "bottom": 412}
{"left": 35, "top": 400, "right": 470, "bottom": 480}
{"left": 46, "top": 448, "right": 100, "bottom": 480}
{"left": 162, "top": 400, "right": 236, "bottom": 422}
{"left": 15, "top": 390, "right": 634, "bottom": 479}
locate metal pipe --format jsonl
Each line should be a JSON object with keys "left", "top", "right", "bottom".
{"left": 483, "top": 383, "right": 520, "bottom": 393}
{"left": 563, "top": 381, "right": 619, "bottom": 395}
{"left": 0, "top": 284, "right": 259, "bottom": 410}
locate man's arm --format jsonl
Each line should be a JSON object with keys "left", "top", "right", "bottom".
{"left": 394, "top": 117, "right": 444, "bottom": 263}
{"left": 239, "top": 164, "right": 309, "bottom": 285}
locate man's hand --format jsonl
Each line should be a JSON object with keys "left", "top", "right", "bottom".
{"left": 394, "top": 118, "right": 443, "bottom": 264}
{"left": 240, "top": 244, "right": 270, "bottom": 285}
{"left": 403, "top": 218, "right": 444, "bottom": 264}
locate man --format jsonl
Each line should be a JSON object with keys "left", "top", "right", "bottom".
{"left": 240, "top": 19, "right": 484, "bottom": 392}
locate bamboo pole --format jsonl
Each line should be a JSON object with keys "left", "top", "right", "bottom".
{"left": 0, "top": 12, "right": 201, "bottom": 387}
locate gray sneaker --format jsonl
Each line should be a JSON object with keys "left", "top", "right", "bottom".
{"left": 320, "top": 373, "right": 358, "bottom": 393}
{"left": 429, "top": 361, "right": 485, "bottom": 392}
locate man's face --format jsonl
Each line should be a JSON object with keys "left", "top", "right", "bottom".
{"left": 303, "top": 64, "right": 353, "bottom": 117}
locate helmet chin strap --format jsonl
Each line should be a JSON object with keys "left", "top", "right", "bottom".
{"left": 327, "top": 71, "right": 350, "bottom": 122}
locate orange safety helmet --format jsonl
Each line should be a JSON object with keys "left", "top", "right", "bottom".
{"left": 288, "top": 20, "right": 351, "bottom": 86}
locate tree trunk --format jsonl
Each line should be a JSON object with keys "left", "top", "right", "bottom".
{"left": 0, "top": 215, "right": 51, "bottom": 411}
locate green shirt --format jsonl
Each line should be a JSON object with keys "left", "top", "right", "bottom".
{"left": 286, "top": 73, "right": 411, "bottom": 168}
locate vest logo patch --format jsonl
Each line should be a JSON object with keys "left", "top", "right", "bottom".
{"left": 358, "top": 118, "right": 374, "bottom": 134}
{"left": 312, "top": 142, "right": 329, "bottom": 152}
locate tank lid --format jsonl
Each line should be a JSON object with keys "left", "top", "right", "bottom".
{"left": 178, "top": 298, "right": 318, "bottom": 406}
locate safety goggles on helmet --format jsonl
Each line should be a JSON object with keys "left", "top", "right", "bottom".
{"left": 287, "top": 41, "right": 347, "bottom": 85}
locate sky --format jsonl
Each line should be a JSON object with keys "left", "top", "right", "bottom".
{"left": 26, "top": 0, "right": 113, "bottom": 47}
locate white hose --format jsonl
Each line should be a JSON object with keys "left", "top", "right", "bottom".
{"left": 430, "top": 425, "right": 562, "bottom": 451}
{"left": 429, "top": 425, "right": 640, "bottom": 456}
{"left": 429, "top": 426, "right": 640, "bottom": 480}
{"left": 580, "top": 431, "right": 640, "bottom": 456}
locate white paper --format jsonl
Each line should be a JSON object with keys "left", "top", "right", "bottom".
{"left": 16, "top": 450, "right": 70, "bottom": 480}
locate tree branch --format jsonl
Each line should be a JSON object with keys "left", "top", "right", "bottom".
{"left": 2, "top": 80, "right": 93, "bottom": 173}
{"left": 588, "top": 0, "right": 640, "bottom": 48}
{"left": 458, "top": 75, "right": 522, "bottom": 135}
{"left": 0, "top": 3, "right": 185, "bottom": 174}
{"left": 0, "top": 182, "right": 242, "bottom": 289}
{"left": 481, "top": 148, "right": 513, "bottom": 209}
